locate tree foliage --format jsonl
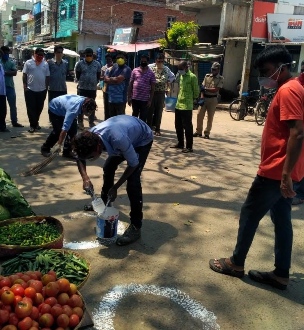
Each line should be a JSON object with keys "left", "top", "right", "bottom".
{"left": 159, "top": 21, "right": 199, "bottom": 50}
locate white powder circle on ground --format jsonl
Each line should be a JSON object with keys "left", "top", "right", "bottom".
{"left": 92, "top": 283, "right": 220, "bottom": 330}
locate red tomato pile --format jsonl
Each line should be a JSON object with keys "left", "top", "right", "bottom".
{"left": 0, "top": 271, "right": 84, "bottom": 330}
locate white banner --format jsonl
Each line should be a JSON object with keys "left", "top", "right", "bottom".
{"left": 267, "top": 13, "right": 304, "bottom": 42}
{"left": 278, "top": 0, "right": 304, "bottom": 6}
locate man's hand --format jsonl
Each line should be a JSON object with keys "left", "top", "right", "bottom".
{"left": 280, "top": 174, "right": 296, "bottom": 198}
{"left": 52, "top": 143, "right": 62, "bottom": 154}
{"left": 147, "top": 100, "right": 152, "bottom": 108}
{"left": 197, "top": 98, "right": 204, "bottom": 106}
{"left": 108, "top": 187, "right": 117, "bottom": 202}
{"left": 83, "top": 180, "right": 94, "bottom": 194}
{"left": 127, "top": 98, "right": 132, "bottom": 106}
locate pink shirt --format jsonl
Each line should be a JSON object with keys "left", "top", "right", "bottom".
{"left": 130, "top": 67, "right": 156, "bottom": 101}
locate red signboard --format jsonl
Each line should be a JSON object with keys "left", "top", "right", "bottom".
{"left": 251, "top": 1, "right": 276, "bottom": 42}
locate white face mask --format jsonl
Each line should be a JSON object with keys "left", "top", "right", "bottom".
{"left": 258, "top": 64, "right": 284, "bottom": 89}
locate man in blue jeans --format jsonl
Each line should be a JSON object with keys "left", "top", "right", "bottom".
{"left": 0, "top": 46, "right": 23, "bottom": 128}
{"left": 209, "top": 45, "right": 304, "bottom": 290}
{"left": 72, "top": 115, "right": 153, "bottom": 246}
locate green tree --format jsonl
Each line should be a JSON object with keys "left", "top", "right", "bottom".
{"left": 159, "top": 21, "right": 199, "bottom": 50}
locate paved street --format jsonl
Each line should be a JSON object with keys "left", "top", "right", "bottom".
{"left": 0, "top": 73, "right": 304, "bottom": 330}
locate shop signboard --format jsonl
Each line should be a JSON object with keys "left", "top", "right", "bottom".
{"left": 278, "top": 0, "right": 304, "bottom": 6}
{"left": 267, "top": 13, "right": 304, "bottom": 42}
{"left": 112, "top": 27, "right": 138, "bottom": 45}
{"left": 251, "top": 1, "right": 276, "bottom": 42}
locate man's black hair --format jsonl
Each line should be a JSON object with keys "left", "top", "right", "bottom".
{"left": 301, "top": 60, "right": 304, "bottom": 66}
{"left": 140, "top": 53, "right": 150, "bottom": 61}
{"left": 72, "top": 131, "right": 100, "bottom": 159}
{"left": 116, "top": 52, "right": 126, "bottom": 59}
{"left": 83, "top": 98, "right": 97, "bottom": 113}
{"left": 105, "top": 53, "right": 112, "bottom": 59}
{"left": 254, "top": 45, "right": 292, "bottom": 69}
{"left": 156, "top": 53, "right": 165, "bottom": 60}
{"left": 54, "top": 45, "right": 63, "bottom": 53}
{"left": 0, "top": 46, "right": 10, "bottom": 53}
{"left": 35, "top": 47, "right": 45, "bottom": 54}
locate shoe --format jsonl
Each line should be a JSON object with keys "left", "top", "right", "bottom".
{"left": 182, "top": 148, "right": 193, "bottom": 153}
{"left": 28, "top": 127, "right": 35, "bottom": 133}
{"left": 193, "top": 132, "right": 202, "bottom": 137}
{"left": 12, "top": 122, "right": 24, "bottom": 128}
{"left": 0, "top": 128, "right": 10, "bottom": 132}
{"left": 78, "top": 122, "right": 84, "bottom": 130}
{"left": 35, "top": 125, "right": 41, "bottom": 130}
{"left": 204, "top": 135, "right": 210, "bottom": 139}
{"left": 116, "top": 224, "right": 141, "bottom": 246}
{"left": 248, "top": 270, "right": 288, "bottom": 290}
{"left": 89, "top": 122, "right": 95, "bottom": 128}
{"left": 292, "top": 197, "right": 304, "bottom": 205}
{"left": 170, "top": 143, "right": 184, "bottom": 149}
{"left": 41, "top": 150, "right": 51, "bottom": 157}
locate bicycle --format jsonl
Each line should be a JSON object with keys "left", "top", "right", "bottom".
{"left": 254, "top": 89, "right": 276, "bottom": 125}
{"left": 229, "top": 90, "right": 260, "bottom": 121}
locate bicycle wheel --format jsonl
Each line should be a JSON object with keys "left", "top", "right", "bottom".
{"left": 229, "top": 99, "right": 247, "bottom": 121}
{"left": 255, "top": 101, "right": 267, "bottom": 125}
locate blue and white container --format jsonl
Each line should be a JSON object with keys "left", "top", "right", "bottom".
{"left": 96, "top": 206, "right": 119, "bottom": 239}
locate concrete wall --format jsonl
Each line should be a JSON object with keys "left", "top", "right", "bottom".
{"left": 78, "top": 34, "right": 109, "bottom": 52}
{"left": 222, "top": 40, "right": 246, "bottom": 91}
{"left": 196, "top": 6, "right": 221, "bottom": 26}
{"left": 219, "top": 2, "right": 249, "bottom": 42}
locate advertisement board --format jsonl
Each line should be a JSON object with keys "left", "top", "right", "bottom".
{"left": 112, "top": 27, "right": 138, "bottom": 45}
{"left": 278, "top": 0, "right": 304, "bottom": 6}
{"left": 267, "top": 13, "right": 304, "bottom": 42}
{"left": 251, "top": 1, "right": 276, "bottom": 42}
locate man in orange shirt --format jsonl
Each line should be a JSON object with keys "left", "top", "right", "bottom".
{"left": 209, "top": 45, "right": 304, "bottom": 290}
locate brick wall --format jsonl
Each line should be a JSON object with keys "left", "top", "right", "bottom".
{"left": 81, "top": 0, "right": 196, "bottom": 41}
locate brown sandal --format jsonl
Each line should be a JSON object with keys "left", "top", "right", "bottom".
{"left": 209, "top": 258, "right": 244, "bottom": 278}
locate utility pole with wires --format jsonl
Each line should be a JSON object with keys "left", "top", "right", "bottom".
{"left": 53, "top": 0, "right": 59, "bottom": 43}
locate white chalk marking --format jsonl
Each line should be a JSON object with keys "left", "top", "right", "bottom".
{"left": 92, "top": 283, "right": 220, "bottom": 330}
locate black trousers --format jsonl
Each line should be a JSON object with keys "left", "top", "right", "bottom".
{"left": 131, "top": 99, "right": 149, "bottom": 123}
{"left": 41, "top": 112, "right": 77, "bottom": 153}
{"left": 109, "top": 102, "right": 126, "bottom": 118}
{"left": 48, "top": 90, "right": 67, "bottom": 103}
{"left": 103, "top": 92, "right": 110, "bottom": 120}
{"left": 101, "top": 141, "right": 153, "bottom": 228}
{"left": 174, "top": 109, "right": 193, "bottom": 149}
{"left": 77, "top": 89, "right": 96, "bottom": 124}
{"left": 24, "top": 89, "right": 47, "bottom": 128}
{"left": 0, "top": 95, "right": 7, "bottom": 130}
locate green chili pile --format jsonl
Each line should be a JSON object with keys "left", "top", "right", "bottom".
{"left": 0, "top": 221, "right": 60, "bottom": 246}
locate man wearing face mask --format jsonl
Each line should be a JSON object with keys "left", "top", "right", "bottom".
{"left": 193, "top": 62, "right": 224, "bottom": 139}
{"left": 0, "top": 46, "right": 23, "bottom": 128}
{"left": 170, "top": 61, "right": 199, "bottom": 153}
{"left": 104, "top": 53, "right": 131, "bottom": 118}
{"left": 128, "top": 54, "right": 156, "bottom": 122}
{"left": 75, "top": 48, "right": 101, "bottom": 129}
{"left": 23, "top": 48, "right": 50, "bottom": 133}
{"left": 209, "top": 45, "right": 304, "bottom": 291}
{"left": 0, "top": 49, "right": 8, "bottom": 132}
{"left": 147, "top": 53, "right": 175, "bottom": 136}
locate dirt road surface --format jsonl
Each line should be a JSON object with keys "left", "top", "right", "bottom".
{"left": 0, "top": 73, "right": 303, "bottom": 330}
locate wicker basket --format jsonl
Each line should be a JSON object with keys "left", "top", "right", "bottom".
{"left": 0, "top": 216, "right": 64, "bottom": 258}
{"left": 75, "top": 291, "right": 94, "bottom": 330}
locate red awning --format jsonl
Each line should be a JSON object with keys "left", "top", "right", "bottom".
{"left": 105, "top": 42, "right": 160, "bottom": 53}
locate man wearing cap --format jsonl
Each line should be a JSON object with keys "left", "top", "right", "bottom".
{"left": 75, "top": 47, "right": 101, "bottom": 129}
{"left": 193, "top": 62, "right": 224, "bottom": 139}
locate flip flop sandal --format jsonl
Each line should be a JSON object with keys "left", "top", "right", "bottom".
{"left": 209, "top": 258, "right": 244, "bottom": 278}
{"left": 248, "top": 270, "right": 288, "bottom": 290}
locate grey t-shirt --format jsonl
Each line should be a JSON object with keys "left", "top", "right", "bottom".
{"left": 23, "top": 59, "right": 50, "bottom": 92}
{"left": 48, "top": 59, "right": 68, "bottom": 91}
{"left": 75, "top": 60, "right": 101, "bottom": 90}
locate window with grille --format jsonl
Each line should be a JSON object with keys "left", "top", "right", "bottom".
{"left": 167, "top": 16, "right": 176, "bottom": 29}
{"left": 133, "top": 11, "right": 143, "bottom": 25}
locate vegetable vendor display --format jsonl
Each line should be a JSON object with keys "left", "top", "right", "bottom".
{"left": 0, "top": 168, "right": 35, "bottom": 220}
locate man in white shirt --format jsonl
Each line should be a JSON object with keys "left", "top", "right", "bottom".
{"left": 22, "top": 48, "right": 50, "bottom": 133}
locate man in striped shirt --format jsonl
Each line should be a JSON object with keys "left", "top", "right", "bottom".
{"left": 128, "top": 54, "right": 156, "bottom": 122}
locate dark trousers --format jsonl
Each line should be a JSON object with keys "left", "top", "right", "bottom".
{"left": 174, "top": 109, "right": 193, "bottom": 149}
{"left": 293, "top": 177, "right": 304, "bottom": 199}
{"left": 77, "top": 89, "right": 96, "bottom": 124}
{"left": 103, "top": 92, "right": 110, "bottom": 120}
{"left": 147, "top": 92, "right": 165, "bottom": 132}
{"left": 101, "top": 141, "right": 153, "bottom": 228}
{"left": 0, "top": 95, "right": 7, "bottom": 130}
{"left": 41, "top": 112, "right": 77, "bottom": 153}
{"left": 232, "top": 175, "right": 293, "bottom": 278}
{"left": 131, "top": 99, "right": 149, "bottom": 123}
{"left": 109, "top": 102, "right": 125, "bottom": 118}
{"left": 48, "top": 90, "right": 67, "bottom": 103}
{"left": 24, "top": 89, "right": 47, "bottom": 128}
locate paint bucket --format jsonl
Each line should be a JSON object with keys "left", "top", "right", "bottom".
{"left": 165, "top": 97, "right": 177, "bottom": 112}
{"left": 96, "top": 206, "right": 119, "bottom": 239}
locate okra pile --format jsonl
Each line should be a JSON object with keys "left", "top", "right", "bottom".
{"left": 1, "top": 249, "right": 89, "bottom": 286}
{"left": 0, "top": 221, "right": 60, "bottom": 246}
